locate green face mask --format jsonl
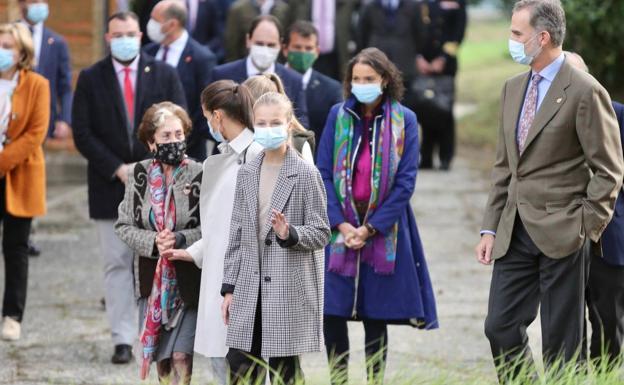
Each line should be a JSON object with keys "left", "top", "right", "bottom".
{"left": 287, "top": 51, "right": 317, "bottom": 73}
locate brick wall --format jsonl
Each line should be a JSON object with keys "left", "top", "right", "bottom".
{"left": 0, "top": 0, "right": 113, "bottom": 82}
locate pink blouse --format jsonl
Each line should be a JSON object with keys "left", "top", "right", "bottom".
{"left": 352, "top": 113, "right": 374, "bottom": 202}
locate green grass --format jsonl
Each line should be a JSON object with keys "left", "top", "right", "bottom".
{"left": 456, "top": 19, "right": 524, "bottom": 149}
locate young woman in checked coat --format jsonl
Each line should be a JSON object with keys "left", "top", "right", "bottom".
{"left": 221, "top": 92, "right": 331, "bottom": 385}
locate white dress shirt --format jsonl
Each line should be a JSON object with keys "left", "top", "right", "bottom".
{"left": 187, "top": 128, "right": 263, "bottom": 357}
{"left": 156, "top": 30, "right": 189, "bottom": 68}
{"left": 245, "top": 55, "right": 275, "bottom": 76}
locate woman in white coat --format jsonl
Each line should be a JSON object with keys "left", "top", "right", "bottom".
{"left": 163, "top": 80, "right": 262, "bottom": 385}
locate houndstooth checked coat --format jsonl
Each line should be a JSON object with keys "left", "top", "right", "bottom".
{"left": 222, "top": 148, "right": 331, "bottom": 357}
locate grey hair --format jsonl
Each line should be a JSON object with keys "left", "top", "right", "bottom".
{"left": 163, "top": 0, "right": 188, "bottom": 27}
{"left": 513, "top": 0, "right": 566, "bottom": 47}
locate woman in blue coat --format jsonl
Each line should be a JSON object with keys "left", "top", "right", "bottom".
{"left": 316, "top": 47, "right": 438, "bottom": 385}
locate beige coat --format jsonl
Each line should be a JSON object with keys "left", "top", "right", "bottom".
{"left": 482, "top": 58, "right": 624, "bottom": 260}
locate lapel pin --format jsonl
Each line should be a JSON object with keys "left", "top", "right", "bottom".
{"left": 556, "top": 97, "right": 562, "bottom": 104}
{"left": 47, "top": 37, "right": 54, "bottom": 45}
{"left": 145, "top": 66, "right": 150, "bottom": 73}
{"left": 183, "top": 183, "right": 191, "bottom": 195}
{"left": 185, "top": 56, "right": 192, "bottom": 63}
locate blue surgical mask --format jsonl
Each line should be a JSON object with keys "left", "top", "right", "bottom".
{"left": 27, "top": 3, "right": 49, "bottom": 24}
{"left": 110, "top": 36, "right": 140, "bottom": 62}
{"left": 508, "top": 34, "right": 542, "bottom": 65}
{"left": 207, "top": 115, "right": 225, "bottom": 143}
{"left": 254, "top": 125, "right": 288, "bottom": 150}
{"left": 0, "top": 48, "right": 15, "bottom": 72}
{"left": 351, "top": 83, "right": 383, "bottom": 104}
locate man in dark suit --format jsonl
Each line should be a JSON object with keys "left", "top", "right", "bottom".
{"left": 144, "top": 0, "right": 217, "bottom": 161}
{"left": 282, "top": 20, "right": 341, "bottom": 152}
{"left": 186, "top": 0, "right": 223, "bottom": 61}
{"left": 212, "top": 14, "right": 309, "bottom": 128}
{"left": 18, "top": 0, "right": 73, "bottom": 139}
{"left": 72, "top": 11, "right": 185, "bottom": 365}
{"left": 475, "top": 1, "right": 623, "bottom": 381}
{"left": 566, "top": 51, "right": 624, "bottom": 364}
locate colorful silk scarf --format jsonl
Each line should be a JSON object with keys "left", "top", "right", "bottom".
{"left": 328, "top": 99, "right": 405, "bottom": 277}
{"left": 139, "top": 159, "right": 187, "bottom": 380}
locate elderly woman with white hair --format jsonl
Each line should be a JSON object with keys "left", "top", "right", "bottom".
{"left": 115, "top": 101, "right": 203, "bottom": 384}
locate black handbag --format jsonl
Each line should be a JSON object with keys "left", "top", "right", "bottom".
{"left": 410, "top": 75, "right": 455, "bottom": 113}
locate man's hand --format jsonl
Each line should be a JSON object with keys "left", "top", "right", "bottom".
{"left": 155, "top": 229, "right": 176, "bottom": 255}
{"left": 222, "top": 293, "right": 233, "bottom": 325}
{"left": 430, "top": 56, "right": 447, "bottom": 74}
{"left": 53, "top": 121, "right": 72, "bottom": 139}
{"left": 416, "top": 56, "right": 431, "bottom": 75}
{"left": 115, "top": 164, "right": 130, "bottom": 184}
{"left": 475, "top": 234, "right": 495, "bottom": 265}
{"left": 161, "top": 249, "right": 193, "bottom": 262}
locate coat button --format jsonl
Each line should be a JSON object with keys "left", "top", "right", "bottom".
{"left": 237, "top": 159, "right": 243, "bottom": 165}
{"left": 264, "top": 276, "right": 271, "bottom": 282}
{"left": 265, "top": 238, "right": 272, "bottom": 246}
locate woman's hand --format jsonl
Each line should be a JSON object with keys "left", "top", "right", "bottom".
{"left": 222, "top": 293, "right": 233, "bottom": 326}
{"left": 155, "top": 229, "right": 176, "bottom": 254}
{"left": 349, "top": 226, "right": 371, "bottom": 250}
{"left": 337, "top": 223, "right": 365, "bottom": 249}
{"left": 271, "top": 209, "right": 290, "bottom": 239}
{"left": 161, "top": 249, "right": 193, "bottom": 262}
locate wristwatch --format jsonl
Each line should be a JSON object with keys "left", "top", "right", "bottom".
{"left": 364, "top": 223, "right": 377, "bottom": 238}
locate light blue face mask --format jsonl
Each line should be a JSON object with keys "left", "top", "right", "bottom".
{"left": 253, "top": 125, "right": 288, "bottom": 150}
{"left": 110, "top": 36, "right": 140, "bottom": 62}
{"left": 27, "top": 3, "right": 49, "bottom": 24}
{"left": 351, "top": 82, "right": 383, "bottom": 104}
{"left": 0, "top": 48, "right": 15, "bottom": 72}
{"left": 207, "top": 115, "right": 225, "bottom": 143}
{"left": 508, "top": 34, "right": 542, "bottom": 65}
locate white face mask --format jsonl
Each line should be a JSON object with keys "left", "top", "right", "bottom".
{"left": 146, "top": 18, "right": 166, "bottom": 44}
{"left": 249, "top": 44, "right": 280, "bottom": 71}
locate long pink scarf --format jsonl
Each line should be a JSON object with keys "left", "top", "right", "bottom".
{"left": 139, "top": 159, "right": 187, "bottom": 380}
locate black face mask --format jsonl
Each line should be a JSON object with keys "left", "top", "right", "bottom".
{"left": 154, "top": 141, "right": 186, "bottom": 165}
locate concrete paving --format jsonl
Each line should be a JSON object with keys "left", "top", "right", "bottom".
{"left": 0, "top": 151, "right": 544, "bottom": 384}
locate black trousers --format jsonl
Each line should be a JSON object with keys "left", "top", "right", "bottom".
{"left": 0, "top": 178, "right": 33, "bottom": 322}
{"left": 484, "top": 218, "right": 589, "bottom": 382}
{"left": 416, "top": 104, "right": 455, "bottom": 168}
{"left": 324, "top": 315, "right": 388, "bottom": 385}
{"left": 585, "top": 251, "right": 624, "bottom": 363}
{"left": 226, "top": 294, "right": 303, "bottom": 385}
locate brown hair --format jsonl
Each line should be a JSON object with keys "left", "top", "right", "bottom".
{"left": 243, "top": 73, "right": 286, "bottom": 102}
{"left": 343, "top": 47, "right": 405, "bottom": 102}
{"left": 0, "top": 23, "right": 34, "bottom": 71}
{"left": 285, "top": 20, "right": 318, "bottom": 45}
{"left": 200, "top": 80, "right": 255, "bottom": 130}
{"left": 247, "top": 15, "right": 283, "bottom": 40}
{"left": 137, "top": 102, "right": 192, "bottom": 146}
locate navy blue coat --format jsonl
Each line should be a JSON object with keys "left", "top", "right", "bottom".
{"left": 144, "top": 37, "right": 217, "bottom": 160}
{"left": 72, "top": 54, "right": 186, "bottom": 219}
{"left": 306, "top": 69, "right": 342, "bottom": 151}
{"left": 316, "top": 96, "right": 438, "bottom": 328}
{"left": 600, "top": 101, "right": 624, "bottom": 266}
{"left": 211, "top": 58, "right": 310, "bottom": 128}
{"left": 36, "top": 27, "right": 73, "bottom": 136}
{"left": 189, "top": 0, "right": 224, "bottom": 62}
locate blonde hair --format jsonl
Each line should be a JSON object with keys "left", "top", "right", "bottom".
{"left": 0, "top": 23, "right": 35, "bottom": 71}
{"left": 248, "top": 79, "right": 307, "bottom": 135}
{"left": 137, "top": 101, "right": 192, "bottom": 145}
{"left": 243, "top": 73, "right": 286, "bottom": 101}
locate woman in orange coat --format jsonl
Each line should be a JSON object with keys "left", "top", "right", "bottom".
{"left": 0, "top": 22, "right": 50, "bottom": 341}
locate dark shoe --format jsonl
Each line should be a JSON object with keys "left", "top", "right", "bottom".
{"left": 440, "top": 160, "right": 451, "bottom": 171}
{"left": 27, "top": 241, "right": 41, "bottom": 257}
{"left": 419, "top": 161, "right": 433, "bottom": 170}
{"left": 111, "top": 344, "right": 133, "bottom": 364}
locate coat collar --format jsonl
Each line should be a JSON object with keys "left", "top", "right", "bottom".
{"left": 242, "top": 147, "right": 300, "bottom": 240}
{"left": 516, "top": 57, "right": 572, "bottom": 161}
{"left": 342, "top": 95, "right": 387, "bottom": 121}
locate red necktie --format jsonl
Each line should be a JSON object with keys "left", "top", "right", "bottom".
{"left": 123, "top": 67, "right": 134, "bottom": 123}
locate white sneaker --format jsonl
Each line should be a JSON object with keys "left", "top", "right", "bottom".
{"left": 1, "top": 316, "right": 21, "bottom": 341}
